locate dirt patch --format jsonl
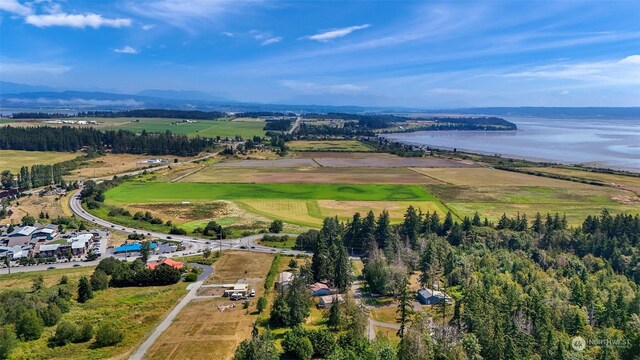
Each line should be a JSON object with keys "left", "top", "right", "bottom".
{"left": 314, "top": 157, "right": 474, "bottom": 168}
{"left": 207, "top": 251, "right": 274, "bottom": 284}
{"left": 126, "top": 201, "right": 236, "bottom": 222}
{"left": 215, "top": 158, "right": 318, "bottom": 167}
{"left": 612, "top": 195, "right": 640, "bottom": 204}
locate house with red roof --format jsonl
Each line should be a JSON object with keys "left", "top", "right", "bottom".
{"left": 148, "top": 258, "right": 184, "bottom": 270}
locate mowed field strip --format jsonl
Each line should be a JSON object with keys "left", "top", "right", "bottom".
{"left": 179, "top": 166, "right": 442, "bottom": 184}
{"left": 105, "top": 182, "right": 437, "bottom": 202}
{"left": 0, "top": 150, "right": 79, "bottom": 172}
{"left": 4, "top": 117, "right": 267, "bottom": 138}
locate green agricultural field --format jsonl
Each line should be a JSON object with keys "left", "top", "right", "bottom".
{"left": 287, "top": 140, "right": 374, "bottom": 152}
{"left": 0, "top": 150, "right": 79, "bottom": 172}
{"left": 105, "top": 182, "right": 436, "bottom": 203}
{"left": 9, "top": 117, "right": 267, "bottom": 138}
{"left": 101, "top": 181, "right": 444, "bottom": 228}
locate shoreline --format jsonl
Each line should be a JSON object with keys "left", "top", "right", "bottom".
{"left": 380, "top": 133, "right": 640, "bottom": 174}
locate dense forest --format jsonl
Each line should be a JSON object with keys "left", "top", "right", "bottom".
{"left": 263, "top": 119, "right": 293, "bottom": 131}
{"left": 0, "top": 126, "right": 214, "bottom": 156}
{"left": 239, "top": 208, "right": 640, "bottom": 360}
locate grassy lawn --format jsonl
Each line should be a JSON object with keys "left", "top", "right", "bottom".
{"left": 1, "top": 267, "right": 187, "bottom": 360}
{"left": 105, "top": 182, "right": 437, "bottom": 203}
{"left": 0, "top": 150, "right": 78, "bottom": 172}
{"left": 287, "top": 140, "right": 374, "bottom": 152}
{"left": 370, "top": 306, "right": 399, "bottom": 324}
{"left": 258, "top": 236, "right": 297, "bottom": 249}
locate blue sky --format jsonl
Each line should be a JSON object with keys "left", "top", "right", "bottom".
{"left": 1, "top": 0, "right": 639, "bottom": 107}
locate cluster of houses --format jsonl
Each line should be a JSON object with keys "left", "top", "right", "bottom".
{"left": 0, "top": 224, "right": 103, "bottom": 261}
{"left": 275, "top": 270, "right": 453, "bottom": 308}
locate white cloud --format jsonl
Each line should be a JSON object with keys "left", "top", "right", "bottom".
{"left": 114, "top": 46, "right": 139, "bottom": 54}
{"left": 25, "top": 12, "right": 131, "bottom": 28}
{"left": 280, "top": 80, "right": 366, "bottom": 94}
{"left": 141, "top": 24, "right": 156, "bottom": 30}
{"left": 128, "top": 0, "right": 259, "bottom": 32}
{"left": 221, "top": 31, "right": 235, "bottom": 37}
{"left": 0, "top": 61, "right": 71, "bottom": 75}
{"left": 305, "top": 24, "right": 370, "bottom": 42}
{"left": 0, "top": 0, "right": 32, "bottom": 16}
{"left": 261, "top": 36, "right": 282, "bottom": 46}
{"left": 250, "top": 30, "right": 282, "bottom": 46}
{"left": 505, "top": 55, "right": 640, "bottom": 86}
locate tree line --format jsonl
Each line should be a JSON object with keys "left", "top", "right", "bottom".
{"left": 0, "top": 126, "right": 214, "bottom": 156}
{"left": 255, "top": 207, "right": 640, "bottom": 360}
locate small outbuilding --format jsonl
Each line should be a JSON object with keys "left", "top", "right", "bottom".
{"left": 318, "top": 294, "right": 344, "bottom": 308}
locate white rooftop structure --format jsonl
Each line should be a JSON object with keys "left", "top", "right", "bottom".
{"left": 8, "top": 226, "right": 37, "bottom": 237}
{"left": 68, "top": 233, "right": 93, "bottom": 244}
{"left": 40, "top": 244, "right": 60, "bottom": 252}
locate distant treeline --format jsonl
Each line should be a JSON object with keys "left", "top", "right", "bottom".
{"left": 0, "top": 126, "right": 213, "bottom": 156}
{"left": 10, "top": 112, "right": 72, "bottom": 119}
{"left": 263, "top": 119, "right": 293, "bottom": 131}
{"left": 1, "top": 152, "right": 100, "bottom": 190}
{"left": 76, "top": 109, "right": 227, "bottom": 120}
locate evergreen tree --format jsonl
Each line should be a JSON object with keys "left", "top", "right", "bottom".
{"left": 396, "top": 276, "right": 413, "bottom": 338}
{"left": 77, "top": 276, "right": 93, "bottom": 303}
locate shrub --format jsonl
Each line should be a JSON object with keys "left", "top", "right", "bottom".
{"left": 39, "top": 303, "right": 62, "bottom": 327}
{"left": 15, "top": 308, "right": 43, "bottom": 341}
{"left": 184, "top": 272, "right": 198, "bottom": 282}
{"left": 0, "top": 326, "right": 16, "bottom": 359}
{"left": 90, "top": 269, "right": 110, "bottom": 291}
{"left": 94, "top": 323, "right": 123, "bottom": 348}
{"left": 77, "top": 276, "right": 93, "bottom": 303}
{"left": 257, "top": 296, "right": 267, "bottom": 314}
{"left": 74, "top": 323, "right": 94, "bottom": 343}
{"left": 268, "top": 220, "right": 284, "bottom": 234}
{"left": 51, "top": 321, "right": 78, "bottom": 347}
{"left": 282, "top": 327, "right": 313, "bottom": 360}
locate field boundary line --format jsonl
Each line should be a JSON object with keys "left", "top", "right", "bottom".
{"left": 425, "top": 185, "right": 462, "bottom": 221}
{"left": 310, "top": 157, "right": 324, "bottom": 167}
{"left": 406, "top": 167, "right": 453, "bottom": 185}
{"left": 171, "top": 166, "right": 206, "bottom": 182}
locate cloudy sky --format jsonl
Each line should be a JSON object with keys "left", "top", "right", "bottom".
{"left": 1, "top": 0, "right": 639, "bottom": 107}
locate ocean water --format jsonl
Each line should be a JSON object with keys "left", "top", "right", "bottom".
{"left": 382, "top": 117, "right": 640, "bottom": 171}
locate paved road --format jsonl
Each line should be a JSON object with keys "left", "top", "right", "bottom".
{"left": 287, "top": 116, "right": 302, "bottom": 135}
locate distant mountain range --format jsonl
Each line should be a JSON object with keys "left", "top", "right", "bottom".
{"left": 1, "top": 81, "right": 638, "bottom": 118}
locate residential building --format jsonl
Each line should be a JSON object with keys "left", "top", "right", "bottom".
{"left": 417, "top": 288, "right": 453, "bottom": 305}
{"left": 309, "top": 282, "right": 332, "bottom": 297}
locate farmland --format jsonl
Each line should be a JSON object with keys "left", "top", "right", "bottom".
{"left": 146, "top": 252, "right": 273, "bottom": 360}
{"left": 2, "top": 117, "right": 266, "bottom": 139}
{"left": 0, "top": 150, "right": 78, "bottom": 172}
{"left": 104, "top": 182, "right": 437, "bottom": 203}
{"left": 287, "top": 140, "right": 374, "bottom": 152}
{"left": 92, "top": 147, "right": 640, "bottom": 230}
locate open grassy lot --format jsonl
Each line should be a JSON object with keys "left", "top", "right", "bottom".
{"left": 0, "top": 150, "right": 78, "bottom": 172}
{"left": 412, "top": 167, "right": 591, "bottom": 187}
{"left": 105, "top": 182, "right": 436, "bottom": 203}
{"left": 0, "top": 267, "right": 187, "bottom": 360}
{"left": 4, "top": 117, "right": 266, "bottom": 138}
{"left": 179, "top": 166, "right": 439, "bottom": 184}
{"left": 146, "top": 251, "right": 273, "bottom": 360}
{"left": 70, "top": 153, "right": 197, "bottom": 180}
{"left": 0, "top": 191, "right": 74, "bottom": 225}
{"left": 529, "top": 167, "right": 640, "bottom": 191}
{"left": 238, "top": 199, "right": 446, "bottom": 227}
{"left": 431, "top": 183, "right": 639, "bottom": 225}
{"left": 207, "top": 251, "right": 274, "bottom": 284}
{"left": 287, "top": 140, "right": 374, "bottom": 152}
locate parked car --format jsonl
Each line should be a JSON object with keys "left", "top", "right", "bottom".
{"left": 250, "top": 289, "right": 256, "bottom": 297}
